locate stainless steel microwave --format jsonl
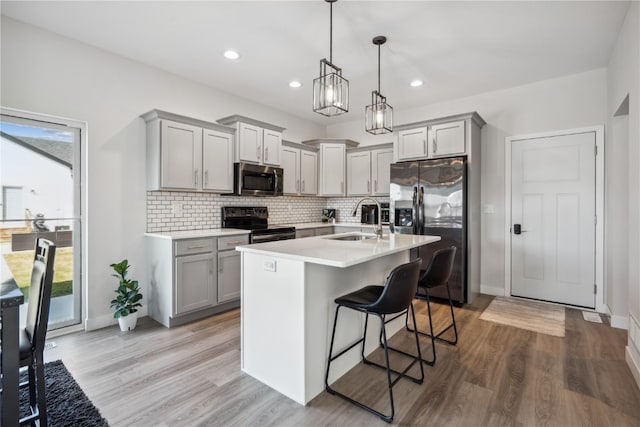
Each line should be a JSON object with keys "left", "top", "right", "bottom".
{"left": 234, "top": 162, "right": 283, "bottom": 196}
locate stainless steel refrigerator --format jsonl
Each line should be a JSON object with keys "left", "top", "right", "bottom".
{"left": 390, "top": 156, "right": 467, "bottom": 304}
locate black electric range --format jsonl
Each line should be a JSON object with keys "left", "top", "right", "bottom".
{"left": 221, "top": 206, "right": 296, "bottom": 244}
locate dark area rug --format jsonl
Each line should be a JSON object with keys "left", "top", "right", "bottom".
{"left": 20, "top": 359, "right": 109, "bottom": 427}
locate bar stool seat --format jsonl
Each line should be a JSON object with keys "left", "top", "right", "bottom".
{"left": 324, "top": 259, "right": 424, "bottom": 423}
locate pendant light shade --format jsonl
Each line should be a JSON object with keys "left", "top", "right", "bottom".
{"left": 313, "top": 0, "right": 349, "bottom": 116}
{"left": 365, "top": 36, "right": 393, "bottom": 134}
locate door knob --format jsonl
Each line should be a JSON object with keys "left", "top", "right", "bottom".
{"left": 513, "top": 224, "right": 528, "bottom": 234}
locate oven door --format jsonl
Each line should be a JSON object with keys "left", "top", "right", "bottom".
{"left": 251, "top": 230, "right": 296, "bottom": 244}
{"left": 235, "top": 162, "right": 283, "bottom": 196}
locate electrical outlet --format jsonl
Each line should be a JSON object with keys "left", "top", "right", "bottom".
{"left": 263, "top": 260, "right": 276, "bottom": 272}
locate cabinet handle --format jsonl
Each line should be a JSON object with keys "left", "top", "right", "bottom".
{"left": 296, "top": 179, "right": 300, "bottom": 192}
{"left": 219, "top": 262, "right": 223, "bottom": 273}
{"left": 187, "top": 245, "right": 206, "bottom": 249}
{"left": 375, "top": 180, "right": 378, "bottom": 192}
{"left": 302, "top": 180, "right": 305, "bottom": 192}
{"left": 265, "top": 147, "right": 269, "bottom": 161}
{"left": 257, "top": 146, "right": 261, "bottom": 160}
{"left": 226, "top": 240, "right": 244, "bottom": 245}
{"left": 423, "top": 139, "right": 427, "bottom": 154}
{"left": 194, "top": 169, "right": 198, "bottom": 186}
{"left": 433, "top": 136, "right": 438, "bottom": 154}
{"left": 204, "top": 170, "right": 208, "bottom": 187}
{"left": 367, "top": 180, "right": 370, "bottom": 193}
{"left": 341, "top": 181, "right": 344, "bottom": 192}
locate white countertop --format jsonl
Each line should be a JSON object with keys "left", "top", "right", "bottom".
{"left": 236, "top": 232, "right": 440, "bottom": 268}
{"left": 278, "top": 222, "right": 387, "bottom": 230}
{"left": 145, "top": 228, "right": 250, "bottom": 240}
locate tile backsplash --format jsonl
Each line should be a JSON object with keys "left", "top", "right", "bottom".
{"left": 147, "top": 192, "right": 389, "bottom": 232}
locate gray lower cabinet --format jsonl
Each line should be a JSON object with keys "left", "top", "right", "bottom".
{"left": 146, "top": 233, "right": 248, "bottom": 327}
{"left": 295, "top": 228, "right": 316, "bottom": 239}
{"left": 217, "top": 235, "right": 248, "bottom": 303}
{"left": 314, "top": 227, "right": 334, "bottom": 236}
{"left": 175, "top": 251, "right": 216, "bottom": 315}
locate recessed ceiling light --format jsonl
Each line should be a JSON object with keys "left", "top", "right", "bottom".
{"left": 410, "top": 80, "right": 423, "bottom": 87}
{"left": 224, "top": 50, "right": 240, "bottom": 60}
{"left": 289, "top": 81, "right": 302, "bottom": 88}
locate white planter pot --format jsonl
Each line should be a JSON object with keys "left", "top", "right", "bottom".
{"left": 118, "top": 312, "right": 138, "bottom": 331}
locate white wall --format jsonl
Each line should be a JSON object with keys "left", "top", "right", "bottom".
{"left": 607, "top": 2, "right": 640, "bottom": 383}
{"left": 0, "top": 17, "right": 325, "bottom": 330}
{"left": 327, "top": 69, "right": 609, "bottom": 299}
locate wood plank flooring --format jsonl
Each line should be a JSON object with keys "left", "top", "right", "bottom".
{"left": 44, "top": 295, "right": 640, "bottom": 426}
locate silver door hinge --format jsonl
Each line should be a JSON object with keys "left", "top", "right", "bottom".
{"left": 594, "top": 284, "right": 597, "bottom": 294}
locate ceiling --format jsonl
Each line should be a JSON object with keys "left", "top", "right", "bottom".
{"left": 1, "top": 1, "right": 630, "bottom": 125}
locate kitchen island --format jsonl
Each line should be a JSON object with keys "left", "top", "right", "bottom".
{"left": 236, "top": 232, "right": 440, "bottom": 405}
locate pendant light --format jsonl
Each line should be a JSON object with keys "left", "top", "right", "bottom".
{"left": 365, "top": 36, "right": 393, "bottom": 134}
{"left": 313, "top": 0, "right": 349, "bottom": 116}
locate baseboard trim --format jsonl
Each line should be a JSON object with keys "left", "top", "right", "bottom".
{"left": 611, "top": 315, "right": 629, "bottom": 330}
{"left": 481, "top": 285, "right": 505, "bottom": 296}
{"left": 85, "top": 307, "right": 149, "bottom": 331}
{"left": 626, "top": 345, "right": 640, "bottom": 391}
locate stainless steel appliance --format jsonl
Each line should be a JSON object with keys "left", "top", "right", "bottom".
{"left": 221, "top": 206, "right": 295, "bottom": 243}
{"left": 390, "top": 157, "right": 467, "bottom": 303}
{"left": 361, "top": 203, "right": 389, "bottom": 225}
{"left": 233, "top": 162, "right": 283, "bottom": 196}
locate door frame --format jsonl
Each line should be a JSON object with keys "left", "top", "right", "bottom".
{"left": 504, "top": 125, "right": 605, "bottom": 311}
{"left": 1, "top": 106, "right": 87, "bottom": 331}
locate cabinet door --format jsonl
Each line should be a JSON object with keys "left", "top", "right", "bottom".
{"left": 315, "top": 226, "right": 334, "bottom": 236}
{"left": 281, "top": 147, "right": 300, "bottom": 195}
{"left": 161, "top": 120, "right": 202, "bottom": 189}
{"left": 175, "top": 252, "right": 215, "bottom": 315}
{"left": 262, "top": 129, "right": 282, "bottom": 166}
{"left": 300, "top": 151, "right": 317, "bottom": 195}
{"left": 202, "top": 128, "right": 233, "bottom": 193}
{"left": 295, "top": 228, "right": 316, "bottom": 239}
{"left": 320, "top": 144, "right": 345, "bottom": 196}
{"left": 217, "top": 250, "right": 241, "bottom": 303}
{"left": 371, "top": 148, "right": 393, "bottom": 196}
{"left": 238, "top": 123, "right": 262, "bottom": 163}
{"left": 396, "top": 127, "right": 428, "bottom": 160}
{"left": 347, "top": 152, "right": 371, "bottom": 196}
{"left": 429, "top": 120, "right": 465, "bottom": 157}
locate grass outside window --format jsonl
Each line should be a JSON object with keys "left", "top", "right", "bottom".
{"left": 3, "top": 247, "right": 73, "bottom": 300}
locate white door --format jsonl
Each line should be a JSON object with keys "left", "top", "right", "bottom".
{"left": 372, "top": 148, "right": 393, "bottom": 196}
{"left": 396, "top": 127, "right": 428, "bottom": 160}
{"left": 511, "top": 131, "right": 596, "bottom": 307}
{"left": 262, "top": 129, "right": 281, "bottom": 165}
{"left": 238, "top": 123, "right": 262, "bottom": 163}
{"left": 161, "top": 120, "right": 201, "bottom": 190}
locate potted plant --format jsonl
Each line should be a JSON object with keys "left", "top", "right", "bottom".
{"left": 110, "top": 259, "right": 143, "bottom": 331}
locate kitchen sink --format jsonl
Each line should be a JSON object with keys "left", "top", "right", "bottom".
{"left": 323, "top": 233, "right": 378, "bottom": 241}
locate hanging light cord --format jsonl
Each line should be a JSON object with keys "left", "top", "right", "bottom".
{"left": 377, "top": 43, "right": 381, "bottom": 94}
{"left": 329, "top": 1, "right": 333, "bottom": 63}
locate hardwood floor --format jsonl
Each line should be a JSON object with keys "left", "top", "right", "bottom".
{"left": 45, "top": 295, "right": 640, "bottom": 426}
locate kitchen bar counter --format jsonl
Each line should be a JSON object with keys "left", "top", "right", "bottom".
{"left": 238, "top": 232, "right": 440, "bottom": 405}
{"left": 236, "top": 232, "right": 437, "bottom": 268}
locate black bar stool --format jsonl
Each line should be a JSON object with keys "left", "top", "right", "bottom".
{"left": 387, "top": 246, "right": 458, "bottom": 366}
{"left": 324, "top": 259, "right": 424, "bottom": 423}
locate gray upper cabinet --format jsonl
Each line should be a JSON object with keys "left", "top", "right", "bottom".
{"left": 347, "top": 144, "right": 393, "bottom": 197}
{"left": 396, "top": 127, "right": 428, "bottom": 161}
{"left": 281, "top": 141, "right": 318, "bottom": 196}
{"left": 218, "top": 115, "right": 285, "bottom": 166}
{"left": 394, "top": 112, "right": 485, "bottom": 162}
{"left": 143, "top": 110, "right": 235, "bottom": 193}
{"left": 429, "top": 120, "right": 465, "bottom": 157}
{"left": 303, "top": 139, "right": 359, "bottom": 197}
{"left": 202, "top": 127, "right": 234, "bottom": 192}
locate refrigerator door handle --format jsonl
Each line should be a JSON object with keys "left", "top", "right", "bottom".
{"left": 418, "top": 186, "right": 425, "bottom": 235}
{"left": 412, "top": 186, "right": 419, "bottom": 234}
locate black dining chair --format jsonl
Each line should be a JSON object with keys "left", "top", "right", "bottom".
{"left": 19, "top": 237, "right": 57, "bottom": 427}
{"left": 384, "top": 246, "right": 458, "bottom": 366}
{"left": 324, "top": 259, "right": 424, "bottom": 423}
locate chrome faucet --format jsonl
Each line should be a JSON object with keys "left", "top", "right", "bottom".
{"left": 351, "top": 197, "right": 383, "bottom": 238}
